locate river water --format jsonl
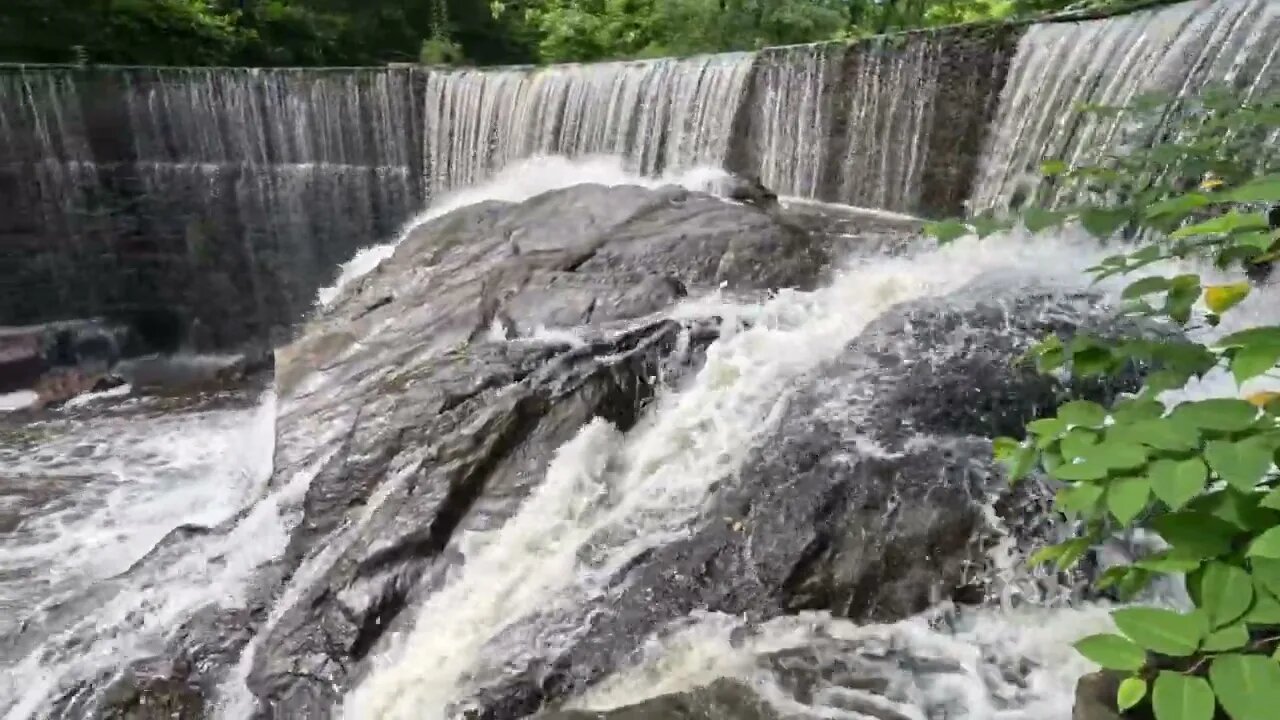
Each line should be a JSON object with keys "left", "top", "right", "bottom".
{"left": 3, "top": 156, "right": 1280, "bottom": 719}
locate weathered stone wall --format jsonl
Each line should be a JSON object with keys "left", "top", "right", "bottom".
{"left": 0, "top": 65, "right": 426, "bottom": 349}
{"left": 728, "top": 23, "right": 1020, "bottom": 218}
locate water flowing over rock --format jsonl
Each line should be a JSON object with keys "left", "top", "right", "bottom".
{"left": 0, "top": 67, "right": 421, "bottom": 348}
{"left": 422, "top": 55, "right": 753, "bottom": 197}
{"left": 6, "top": 1, "right": 1278, "bottom": 341}
{"left": 7, "top": 2, "right": 1280, "bottom": 719}
{"left": 970, "top": 0, "right": 1280, "bottom": 213}
{"left": 238, "top": 182, "right": 830, "bottom": 717}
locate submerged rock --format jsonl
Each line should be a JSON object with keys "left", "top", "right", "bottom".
{"left": 538, "top": 679, "right": 778, "bottom": 720}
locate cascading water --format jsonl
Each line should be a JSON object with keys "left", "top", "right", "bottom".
{"left": 0, "top": 66, "right": 421, "bottom": 345}
{"left": 836, "top": 34, "right": 944, "bottom": 212}
{"left": 421, "top": 54, "right": 752, "bottom": 197}
{"left": 969, "top": 0, "right": 1280, "bottom": 213}
{"left": 336, "top": 215, "right": 1123, "bottom": 719}
{"left": 753, "top": 44, "right": 835, "bottom": 200}
{"left": 4, "top": 2, "right": 1280, "bottom": 719}
{"left": 0, "top": 389, "right": 280, "bottom": 719}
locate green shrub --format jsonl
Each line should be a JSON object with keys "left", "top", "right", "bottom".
{"left": 929, "top": 89, "right": 1280, "bottom": 720}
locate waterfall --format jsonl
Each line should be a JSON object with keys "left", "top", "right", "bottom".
{"left": 752, "top": 44, "right": 836, "bottom": 199}
{"left": 421, "top": 54, "right": 752, "bottom": 197}
{"left": 0, "top": 66, "right": 421, "bottom": 346}
{"left": 969, "top": 0, "right": 1280, "bottom": 214}
{"left": 837, "top": 34, "right": 945, "bottom": 211}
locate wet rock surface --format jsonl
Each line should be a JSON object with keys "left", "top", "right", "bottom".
{"left": 235, "top": 183, "right": 834, "bottom": 716}
{"left": 452, "top": 288, "right": 1140, "bottom": 718}
{"left": 539, "top": 679, "right": 779, "bottom": 720}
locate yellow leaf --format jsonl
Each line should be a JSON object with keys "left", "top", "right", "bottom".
{"left": 1200, "top": 174, "right": 1225, "bottom": 191}
{"left": 1205, "top": 283, "right": 1251, "bottom": 314}
{"left": 1247, "top": 391, "right": 1280, "bottom": 408}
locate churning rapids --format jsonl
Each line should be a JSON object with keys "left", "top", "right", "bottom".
{"left": 3, "top": 154, "right": 1278, "bottom": 720}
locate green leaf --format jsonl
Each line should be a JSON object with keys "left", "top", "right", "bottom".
{"left": 1074, "top": 633, "right": 1148, "bottom": 671}
{"left": 1081, "top": 440, "right": 1149, "bottom": 471}
{"left": 1218, "top": 327, "right": 1280, "bottom": 350}
{"left": 1025, "top": 207, "right": 1069, "bottom": 233}
{"left": 1233, "top": 229, "right": 1278, "bottom": 253}
{"left": 1201, "top": 621, "right": 1248, "bottom": 651}
{"left": 1112, "top": 607, "right": 1207, "bottom": 656}
{"left": 1205, "top": 438, "right": 1274, "bottom": 492}
{"left": 993, "top": 437, "right": 1036, "bottom": 482}
{"left": 1118, "top": 676, "right": 1148, "bottom": 712}
{"left": 1112, "top": 398, "right": 1167, "bottom": 423}
{"left": 1199, "top": 562, "right": 1254, "bottom": 628}
{"left": 1060, "top": 429, "right": 1101, "bottom": 460}
{"left": 927, "top": 220, "right": 969, "bottom": 244}
{"left": 1247, "top": 526, "right": 1280, "bottom": 559}
{"left": 1057, "top": 482, "right": 1105, "bottom": 514}
{"left": 1056, "top": 536, "right": 1093, "bottom": 570}
{"left": 1152, "top": 671, "right": 1215, "bottom": 720}
{"left": 1145, "top": 192, "right": 1212, "bottom": 219}
{"left": 1262, "top": 486, "right": 1280, "bottom": 511}
{"left": 1170, "top": 399, "right": 1259, "bottom": 432}
{"left": 1164, "top": 275, "right": 1203, "bottom": 325}
{"left": 1028, "top": 417, "right": 1069, "bottom": 444}
{"left": 971, "top": 215, "right": 1007, "bottom": 239}
{"left": 1060, "top": 400, "right": 1108, "bottom": 428}
{"left": 1080, "top": 207, "right": 1132, "bottom": 239}
{"left": 1124, "top": 418, "right": 1201, "bottom": 452}
{"left": 1122, "top": 276, "right": 1172, "bottom": 299}
{"left": 1148, "top": 458, "right": 1209, "bottom": 510}
{"left": 1232, "top": 342, "right": 1280, "bottom": 384}
{"left": 1225, "top": 174, "right": 1280, "bottom": 203}
{"left": 1191, "top": 488, "right": 1280, "bottom": 531}
{"left": 1040, "top": 159, "right": 1068, "bottom": 177}
{"left": 1151, "top": 511, "right": 1239, "bottom": 558}
{"left": 1245, "top": 579, "right": 1280, "bottom": 624}
{"left": 1108, "top": 476, "right": 1152, "bottom": 525}
{"left": 1052, "top": 460, "right": 1111, "bottom": 482}
{"left": 1171, "top": 212, "right": 1268, "bottom": 239}
{"left": 1073, "top": 342, "right": 1117, "bottom": 376}
{"left": 1252, "top": 557, "right": 1280, "bottom": 599}
{"left": 1136, "top": 550, "right": 1203, "bottom": 573}
{"left": 1209, "top": 653, "right": 1280, "bottom": 720}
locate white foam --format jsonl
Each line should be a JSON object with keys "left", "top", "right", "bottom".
{"left": 344, "top": 228, "right": 1114, "bottom": 719}
{"left": 0, "top": 391, "right": 279, "bottom": 718}
{"left": 574, "top": 605, "right": 1117, "bottom": 719}
{"left": 0, "top": 391, "right": 37, "bottom": 412}
{"left": 315, "top": 155, "right": 732, "bottom": 308}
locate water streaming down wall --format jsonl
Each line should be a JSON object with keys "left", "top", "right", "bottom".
{"left": 3, "top": 0, "right": 1278, "bottom": 347}
{"left": 0, "top": 66, "right": 423, "bottom": 347}
{"left": 421, "top": 54, "right": 753, "bottom": 197}
{"left": 970, "top": 0, "right": 1280, "bottom": 213}
{"left": 736, "top": 27, "right": 1016, "bottom": 213}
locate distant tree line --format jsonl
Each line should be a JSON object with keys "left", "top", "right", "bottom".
{"left": 0, "top": 0, "right": 1144, "bottom": 67}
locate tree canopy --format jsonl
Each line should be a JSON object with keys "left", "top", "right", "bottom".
{"left": 0, "top": 0, "right": 1140, "bottom": 68}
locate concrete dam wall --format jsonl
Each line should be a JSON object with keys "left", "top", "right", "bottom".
{"left": 1, "top": 0, "right": 1276, "bottom": 349}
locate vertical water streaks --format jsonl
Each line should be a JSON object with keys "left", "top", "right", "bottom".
{"left": 0, "top": 65, "right": 422, "bottom": 347}
{"left": 969, "top": 0, "right": 1280, "bottom": 214}
{"left": 837, "top": 34, "right": 944, "bottom": 212}
{"left": 420, "top": 53, "right": 753, "bottom": 197}
{"left": 752, "top": 43, "right": 838, "bottom": 199}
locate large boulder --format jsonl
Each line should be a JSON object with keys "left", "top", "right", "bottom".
{"left": 0, "top": 320, "right": 128, "bottom": 402}
{"left": 442, "top": 286, "right": 1141, "bottom": 719}
{"left": 235, "top": 183, "right": 834, "bottom": 716}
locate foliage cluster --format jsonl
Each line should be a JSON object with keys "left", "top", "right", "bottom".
{"left": 0, "top": 0, "right": 1139, "bottom": 68}
{"left": 929, "top": 90, "right": 1280, "bottom": 719}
